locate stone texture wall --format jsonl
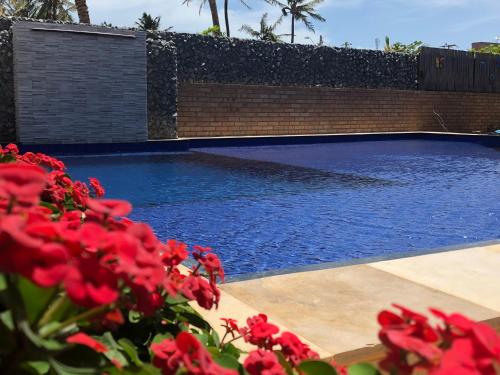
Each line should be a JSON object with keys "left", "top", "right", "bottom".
{"left": 165, "top": 32, "right": 419, "bottom": 90}
{"left": 13, "top": 21, "right": 148, "bottom": 144}
{"left": 147, "top": 32, "right": 177, "bottom": 139}
{"left": 0, "top": 18, "right": 15, "bottom": 142}
{"left": 177, "top": 82, "right": 500, "bottom": 137}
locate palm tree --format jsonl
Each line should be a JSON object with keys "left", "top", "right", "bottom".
{"left": 1, "top": 0, "right": 38, "bottom": 17}
{"left": 135, "top": 12, "right": 161, "bottom": 31}
{"left": 240, "top": 13, "right": 285, "bottom": 42}
{"left": 36, "top": 0, "right": 75, "bottom": 21}
{"left": 223, "top": 0, "right": 249, "bottom": 37}
{"left": 183, "top": 0, "right": 220, "bottom": 31}
{"left": 267, "top": 0, "right": 325, "bottom": 43}
{"left": 74, "top": 0, "right": 90, "bottom": 23}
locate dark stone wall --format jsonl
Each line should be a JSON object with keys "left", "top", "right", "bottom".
{"left": 165, "top": 32, "right": 419, "bottom": 90}
{"left": 147, "top": 32, "right": 177, "bottom": 139}
{"left": 0, "top": 18, "right": 15, "bottom": 143}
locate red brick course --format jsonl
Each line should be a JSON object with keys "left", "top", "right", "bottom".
{"left": 177, "top": 83, "right": 500, "bottom": 138}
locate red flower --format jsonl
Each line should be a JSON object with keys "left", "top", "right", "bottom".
{"left": 87, "top": 198, "right": 132, "bottom": 217}
{"left": 29, "top": 153, "right": 65, "bottom": 171}
{"left": 244, "top": 350, "right": 285, "bottom": 375}
{"left": 132, "top": 287, "right": 164, "bottom": 316}
{"left": 151, "top": 332, "right": 237, "bottom": 375}
{"left": 199, "top": 253, "right": 225, "bottom": 283}
{"left": 72, "top": 181, "right": 89, "bottom": 207}
{"left": 221, "top": 318, "right": 239, "bottom": 333}
{"left": 430, "top": 308, "right": 500, "bottom": 374}
{"left": 162, "top": 240, "right": 189, "bottom": 267}
{"left": 181, "top": 275, "right": 220, "bottom": 310}
{"left": 240, "top": 314, "right": 279, "bottom": 350}
{"left": 66, "top": 333, "right": 108, "bottom": 353}
{"left": 277, "top": 332, "right": 319, "bottom": 366}
{"left": 4, "top": 143, "right": 19, "bottom": 155}
{"left": 378, "top": 305, "right": 442, "bottom": 374}
{"left": 89, "top": 177, "right": 105, "bottom": 197}
{"left": 0, "top": 164, "right": 46, "bottom": 206}
{"left": 64, "top": 257, "right": 119, "bottom": 308}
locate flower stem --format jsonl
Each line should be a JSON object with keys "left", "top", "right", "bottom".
{"left": 36, "top": 292, "right": 67, "bottom": 328}
{"left": 40, "top": 303, "right": 112, "bottom": 338}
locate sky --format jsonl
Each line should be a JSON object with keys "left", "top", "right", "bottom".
{"left": 86, "top": 0, "right": 500, "bottom": 50}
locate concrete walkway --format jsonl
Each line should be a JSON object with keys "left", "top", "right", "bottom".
{"left": 217, "top": 242, "right": 500, "bottom": 357}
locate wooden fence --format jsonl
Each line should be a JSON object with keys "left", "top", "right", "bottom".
{"left": 418, "top": 47, "right": 500, "bottom": 93}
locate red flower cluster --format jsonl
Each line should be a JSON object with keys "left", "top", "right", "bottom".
{"left": 151, "top": 332, "right": 236, "bottom": 375}
{"left": 244, "top": 350, "right": 285, "bottom": 375}
{"left": 378, "top": 304, "right": 500, "bottom": 374}
{"left": 0, "top": 144, "right": 226, "bottom": 319}
{"left": 221, "top": 313, "right": 319, "bottom": 370}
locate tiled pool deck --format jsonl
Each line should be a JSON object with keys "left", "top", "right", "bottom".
{"left": 192, "top": 242, "right": 500, "bottom": 358}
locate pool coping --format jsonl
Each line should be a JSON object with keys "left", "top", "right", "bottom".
{"left": 19, "top": 131, "right": 500, "bottom": 156}
{"left": 220, "top": 242, "right": 500, "bottom": 356}
{"left": 226, "top": 239, "right": 500, "bottom": 282}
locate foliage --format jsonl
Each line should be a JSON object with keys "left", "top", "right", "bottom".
{"left": 35, "top": 0, "right": 74, "bottom": 21}
{"left": 135, "top": 12, "right": 162, "bottom": 31}
{"left": 267, "top": 0, "right": 325, "bottom": 43}
{"left": 384, "top": 36, "right": 424, "bottom": 55}
{"left": 474, "top": 44, "right": 500, "bottom": 55}
{"left": 0, "top": 143, "right": 499, "bottom": 374}
{"left": 0, "top": 0, "right": 39, "bottom": 18}
{"left": 0, "top": 0, "right": 74, "bottom": 21}
{"left": 200, "top": 25, "right": 224, "bottom": 36}
{"left": 240, "top": 13, "right": 286, "bottom": 43}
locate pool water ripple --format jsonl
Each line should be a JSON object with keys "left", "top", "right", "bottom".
{"left": 63, "top": 140, "right": 500, "bottom": 278}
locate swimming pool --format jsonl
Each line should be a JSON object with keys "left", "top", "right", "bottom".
{"left": 62, "top": 138, "right": 500, "bottom": 278}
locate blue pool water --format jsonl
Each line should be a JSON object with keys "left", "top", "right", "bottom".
{"left": 63, "top": 140, "right": 500, "bottom": 278}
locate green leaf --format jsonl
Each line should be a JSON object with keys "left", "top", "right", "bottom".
{"left": 165, "top": 295, "right": 190, "bottom": 305}
{"left": 102, "top": 364, "right": 161, "bottom": 375}
{"left": 0, "top": 310, "right": 14, "bottom": 330}
{"left": 38, "top": 322, "right": 62, "bottom": 338}
{"left": 40, "top": 201, "right": 61, "bottom": 214}
{"left": 213, "top": 353, "right": 241, "bottom": 370}
{"left": 0, "top": 274, "right": 6, "bottom": 291}
{"left": 297, "top": 360, "right": 338, "bottom": 375}
{"left": 19, "top": 361, "right": 50, "bottom": 374}
{"left": 100, "top": 332, "right": 129, "bottom": 368}
{"left": 49, "top": 358, "right": 97, "bottom": 375}
{"left": 17, "top": 277, "right": 56, "bottom": 324}
{"left": 18, "top": 320, "right": 66, "bottom": 351}
{"left": 128, "top": 310, "right": 142, "bottom": 323}
{"left": 194, "top": 332, "right": 210, "bottom": 346}
{"left": 221, "top": 342, "right": 240, "bottom": 359}
{"left": 208, "top": 328, "right": 220, "bottom": 347}
{"left": 348, "top": 363, "right": 380, "bottom": 375}
{"left": 0, "top": 313, "right": 15, "bottom": 354}
{"left": 118, "top": 338, "right": 143, "bottom": 366}
{"left": 274, "top": 351, "right": 294, "bottom": 375}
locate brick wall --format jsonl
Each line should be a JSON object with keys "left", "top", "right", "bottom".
{"left": 177, "top": 83, "right": 500, "bottom": 137}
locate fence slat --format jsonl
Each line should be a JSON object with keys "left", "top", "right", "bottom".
{"left": 419, "top": 47, "right": 498, "bottom": 93}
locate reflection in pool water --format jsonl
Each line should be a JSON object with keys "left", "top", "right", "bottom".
{"left": 63, "top": 140, "right": 500, "bottom": 278}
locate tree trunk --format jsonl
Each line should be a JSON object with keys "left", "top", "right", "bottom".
{"left": 224, "top": 0, "right": 230, "bottom": 37}
{"left": 208, "top": 0, "right": 220, "bottom": 29}
{"left": 75, "top": 0, "right": 91, "bottom": 24}
{"left": 291, "top": 15, "right": 295, "bottom": 43}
